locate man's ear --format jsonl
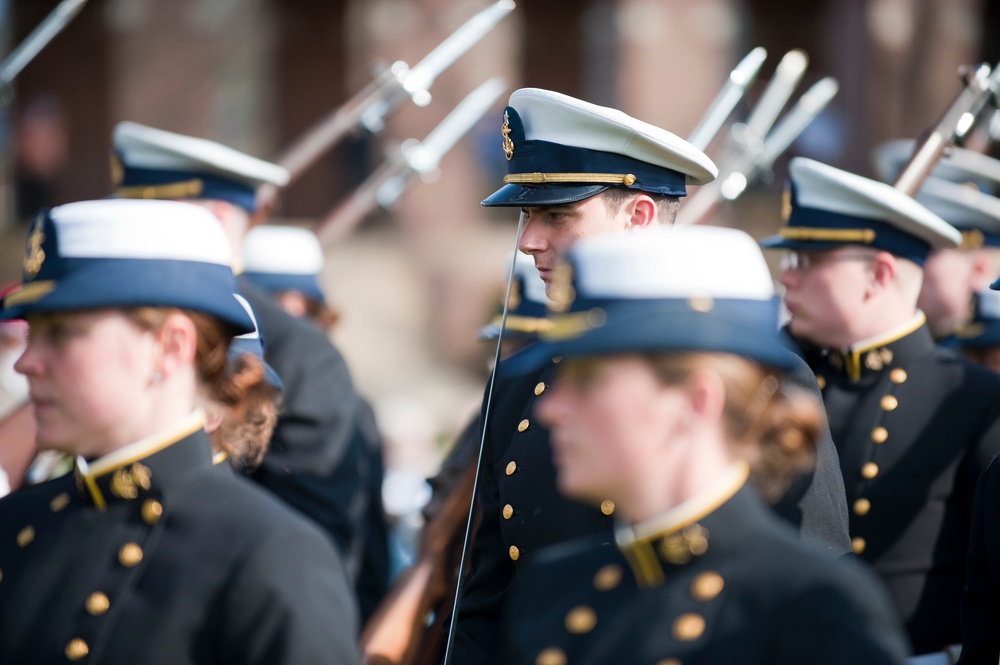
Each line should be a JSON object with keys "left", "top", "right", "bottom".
{"left": 970, "top": 249, "right": 995, "bottom": 290}
{"left": 624, "top": 194, "right": 657, "bottom": 229}
{"left": 869, "top": 251, "right": 898, "bottom": 292}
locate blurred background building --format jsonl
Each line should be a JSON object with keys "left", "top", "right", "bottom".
{"left": 1, "top": 0, "right": 998, "bottom": 478}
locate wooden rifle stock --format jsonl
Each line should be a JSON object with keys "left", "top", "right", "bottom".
{"left": 361, "top": 456, "right": 477, "bottom": 665}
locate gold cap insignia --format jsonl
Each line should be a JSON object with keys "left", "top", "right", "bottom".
{"left": 24, "top": 216, "right": 46, "bottom": 279}
{"left": 502, "top": 111, "right": 514, "bottom": 161}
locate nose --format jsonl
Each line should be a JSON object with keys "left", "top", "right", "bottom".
{"left": 778, "top": 265, "right": 799, "bottom": 291}
{"left": 518, "top": 217, "right": 545, "bottom": 256}
{"left": 13, "top": 342, "right": 40, "bottom": 378}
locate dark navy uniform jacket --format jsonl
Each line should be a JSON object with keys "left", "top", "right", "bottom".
{"left": 504, "top": 480, "right": 909, "bottom": 665}
{"left": 805, "top": 319, "right": 1000, "bottom": 654}
{"left": 453, "top": 350, "right": 851, "bottom": 664}
{"left": 0, "top": 425, "right": 359, "bottom": 665}
{"left": 239, "top": 278, "right": 390, "bottom": 623}
{"left": 959, "top": 453, "right": 1000, "bottom": 664}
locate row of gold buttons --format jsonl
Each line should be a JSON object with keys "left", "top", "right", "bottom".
{"left": 506, "top": 382, "right": 549, "bottom": 562}
{"left": 852, "top": 368, "right": 907, "bottom": 555}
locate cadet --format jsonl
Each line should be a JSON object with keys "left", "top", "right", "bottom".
{"left": 452, "top": 88, "right": 852, "bottom": 664}
{"left": 872, "top": 141, "right": 1000, "bottom": 341}
{"left": 0, "top": 199, "right": 359, "bottom": 664}
{"left": 111, "top": 121, "right": 390, "bottom": 623}
{"left": 241, "top": 220, "right": 391, "bottom": 624}
{"left": 503, "top": 226, "right": 909, "bottom": 665}
{"left": 762, "top": 157, "right": 1000, "bottom": 655}
{"left": 242, "top": 224, "right": 341, "bottom": 330}
{"left": 954, "top": 289, "right": 1000, "bottom": 374}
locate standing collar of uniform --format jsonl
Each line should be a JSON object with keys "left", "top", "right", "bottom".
{"left": 821, "top": 312, "right": 927, "bottom": 382}
{"left": 75, "top": 409, "right": 208, "bottom": 509}
{"left": 614, "top": 461, "right": 749, "bottom": 588}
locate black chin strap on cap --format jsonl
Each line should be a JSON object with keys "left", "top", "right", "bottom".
{"left": 441, "top": 210, "right": 526, "bottom": 665}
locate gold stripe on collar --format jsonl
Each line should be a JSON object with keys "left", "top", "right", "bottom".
{"left": 619, "top": 540, "right": 666, "bottom": 588}
{"left": 617, "top": 462, "right": 749, "bottom": 546}
{"left": 81, "top": 473, "right": 107, "bottom": 510}
{"left": 86, "top": 410, "right": 205, "bottom": 477}
{"left": 838, "top": 311, "right": 926, "bottom": 381}
{"left": 115, "top": 179, "right": 204, "bottom": 201}
{"left": 76, "top": 410, "right": 206, "bottom": 510}
{"left": 504, "top": 172, "right": 637, "bottom": 186}
{"left": 779, "top": 227, "right": 876, "bottom": 244}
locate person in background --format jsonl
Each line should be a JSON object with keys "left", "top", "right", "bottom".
{"left": 242, "top": 224, "right": 340, "bottom": 330}
{"left": 242, "top": 222, "right": 392, "bottom": 627}
{"left": 0, "top": 199, "right": 359, "bottom": 664}
{"left": 503, "top": 226, "right": 908, "bottom": 664}
{"left": 111, "top": 121, "right": 390, "bottom": 624}
{"left": 872, "top": 141, "right": 1000, "bottom": 342}
{"left": 762, "top": 156, "right": 1000, "bottom": 657}
{"left": 952, "top": 289, "right": 1000, "bottom": 375}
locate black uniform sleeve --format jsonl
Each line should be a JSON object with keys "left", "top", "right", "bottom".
{"left": 958, "top": 453, "right": 1000, "bottom": 665}
{"left": 773, "top": 563, "right": 910, "bottom": 664}
{"left": 219, "top": 520, "right": 361, "bottom": 665}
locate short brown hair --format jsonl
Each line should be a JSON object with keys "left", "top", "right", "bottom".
{"left": 599, "top": 188, "right": 681, "bottom": 224}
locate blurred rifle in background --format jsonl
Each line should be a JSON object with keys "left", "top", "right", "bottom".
{"left": 0, "top": 0, "right": 88, "bottom": 105}
{"left": 314, "top": 76, "right": 507, "bottom": 247}
{"left": 256, "top": 0, "right": 515, "bottom": 218}
{"left": 678, "top": 49, "right": 838, "bottom": 225}
{"left": 891, "top": 59, "right": 1000, "bottom": 196}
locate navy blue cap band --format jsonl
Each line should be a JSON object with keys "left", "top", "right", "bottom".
{"left": 506, "top": 297, "right": 797, "bottom": 374}
{"left": 505, "top": 139, "right": 687, "bottom": 197}
{"left": 1, "top": 258, "right": 253, "bottom": 333}
{"left": 242, "top": 271, "right": 325, "bottom": 302}
{"left": 117, "top": 165, "right": 258, "bottom": 213}
{"left": 761, "top": 205, "right": 933, "bottom": 266}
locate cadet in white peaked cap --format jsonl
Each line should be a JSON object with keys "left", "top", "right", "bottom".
{"left": 764, "top": 156, "right": 1000, "bottom": 657}
{"left": 0, "top": 199, "right": 359, "bottom": 665}
{"left": 453, "top": 89, "right": 855, "bottom": 665}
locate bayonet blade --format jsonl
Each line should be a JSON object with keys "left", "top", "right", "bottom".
{"left": 0, "top": 0, "right": 88, "bottom": 90}
{"left": 687, "top": 46, "right": 767, "bottom": 151}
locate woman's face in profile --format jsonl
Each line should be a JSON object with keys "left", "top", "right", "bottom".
{"left": 15, "top": 309, "right": 158, "bottom": 457}
{"left": 536, "top": 355, "right": 689, "bottom": 504}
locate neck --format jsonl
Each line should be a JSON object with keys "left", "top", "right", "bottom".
{"left": 842, "top": 307, "right": 923, "bottom": 351}
{"left": 81, "top": 374, "right": 200, "bottom": 460}
{"left": 620, "top": 425, "right": 734, "bottom": 524}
